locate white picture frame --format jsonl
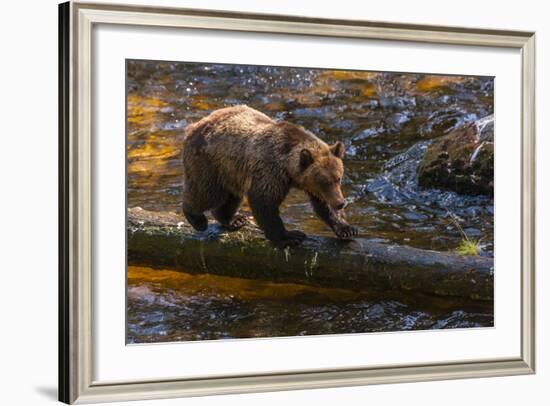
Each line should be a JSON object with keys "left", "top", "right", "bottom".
{"left": 59, "top": 1, "right": 535, "bottom": 403}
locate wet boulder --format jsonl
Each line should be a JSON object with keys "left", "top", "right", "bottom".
{"left": 417, "top": 115, "right": 493, "bottom": 196}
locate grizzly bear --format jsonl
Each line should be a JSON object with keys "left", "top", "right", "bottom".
{"left": 181, "top": 105, "right": 358, "bottom": 246}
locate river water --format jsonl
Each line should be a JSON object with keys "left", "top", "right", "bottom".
{"left": 126, "top": 60, "right": 494, "bottom": 343}
{"left": 127, "top": 266, "right": 493, "bottom": 344}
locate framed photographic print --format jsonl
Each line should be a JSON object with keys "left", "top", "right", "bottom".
{"left": 59, "top": 1, "right": 536, "bottom": 404}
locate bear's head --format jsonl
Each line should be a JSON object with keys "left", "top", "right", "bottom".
{"left": 295, "top": 141, "right": 346, "bottom": 210}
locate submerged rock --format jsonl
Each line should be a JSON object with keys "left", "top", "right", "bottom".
{"left": 418, "top": 115, "right": 494, "bottom": 196}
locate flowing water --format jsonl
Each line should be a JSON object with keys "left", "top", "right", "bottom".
{"left": 127, "top": 266, "right": 493, "bottom": 344}
{"left": 126, "top": 60, "right": 494, "bottom": 343}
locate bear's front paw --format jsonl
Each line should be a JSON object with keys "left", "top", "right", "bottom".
{"left": 224, "top": 213, "right": 249, "bottom": 231}
{"left": 334, "top": 223, "right": 359, "bottom": 240}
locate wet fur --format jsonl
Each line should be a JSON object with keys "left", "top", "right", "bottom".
{"left": 181, "top": 105, "right": 358, "bottom": 245}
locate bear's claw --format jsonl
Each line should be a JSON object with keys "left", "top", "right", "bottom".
{"left": 334, "top": 224, "right": 359, "bottom": 240}
{"left": 223, "top": 213, "right": 249, "bottom": 231}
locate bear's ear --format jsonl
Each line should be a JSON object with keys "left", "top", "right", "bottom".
{"left": 299, "top": 148, "right": 314, "bottom": 170}
{"left": 330, "top": 141, "right": 345, "bottom": 159}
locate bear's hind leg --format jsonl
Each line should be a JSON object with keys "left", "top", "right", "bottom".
{"left": 181, "top": 177, "right": 210, "bottom": 231}
{"left": 183, "top": 210, "right": 208, "bottom": 231}
{"left": 212, "top": 194, "right": 248, "bottom": 231}
{"left": 184, "top": 211, "right": 208, "bottom": 231}
{"left": 182, "top": 202, "right": 208, "bottom": 231}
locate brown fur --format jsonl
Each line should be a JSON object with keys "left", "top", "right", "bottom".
{"left": 181, "top": 105, "right": 358, "bottom": 245}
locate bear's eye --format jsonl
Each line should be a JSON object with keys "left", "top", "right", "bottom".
{"left": 315, "top": 174, "right": 330, "bottom": 186}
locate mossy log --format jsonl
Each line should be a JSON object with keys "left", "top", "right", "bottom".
{"left": 127, "top": 207, "right": 494, "bottom": 300}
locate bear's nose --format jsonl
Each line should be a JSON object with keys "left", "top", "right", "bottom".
{"left": 335, "top": 201, "right": 345, "bottom": 210}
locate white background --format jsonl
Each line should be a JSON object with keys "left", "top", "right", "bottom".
{"left": 0, "top": 0, "right": 547, "bottom": 405}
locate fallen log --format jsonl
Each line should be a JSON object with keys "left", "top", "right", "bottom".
{"left": 127, "top": 207, "right": 494, "bottom": 300}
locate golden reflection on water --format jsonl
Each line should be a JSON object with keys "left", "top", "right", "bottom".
{"left": 128, "top": 266, "right": 365, "bottom": 302}
{"left": 416, "top": 75, "right": 465, "bottom": 92}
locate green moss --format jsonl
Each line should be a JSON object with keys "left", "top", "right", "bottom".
{"left": 456, "top": 239, "right": 481, "bottom": 256}
{"left": 447, "top": 213, "right": 482, "bottom": 256}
